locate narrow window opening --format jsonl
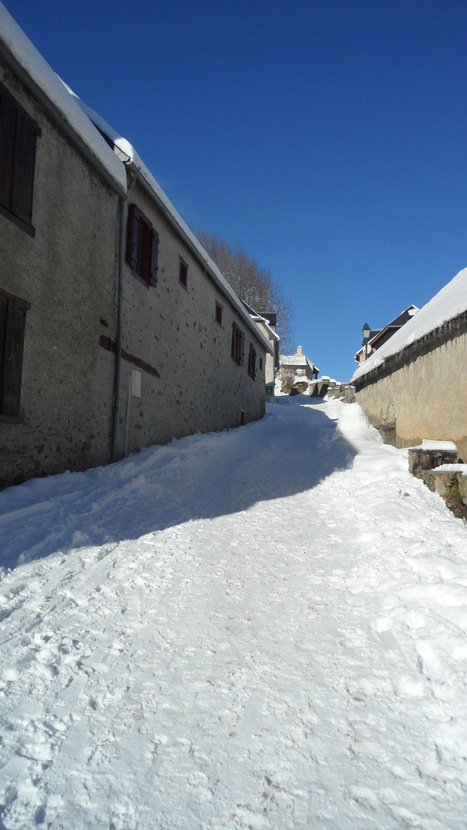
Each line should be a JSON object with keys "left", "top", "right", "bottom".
{"left": 0, "top": 82, "right": 41, "bottom": 235}
{"left": 231, "top": 322, "right": 244, "bottom": 365}
{"left": 179, "top": 257, "right": 188, "bottom": 289}
{"left": 126, "top": 203, "right": 159, "bottom": 287}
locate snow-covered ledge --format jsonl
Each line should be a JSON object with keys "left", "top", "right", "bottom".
{"left": 408, "top": 440, "right": 466, "bottom": 519}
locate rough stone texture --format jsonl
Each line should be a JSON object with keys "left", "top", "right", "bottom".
{"left": 408, "top": 448, "right": 458, "bottom": 475}
{"left": 0, "top": 67, "right": 119, "bottom": 489}
{"left": 355, "top": 325, "right": 467, "bottom": 460}
{"left": 114, "top": 184, "right": 267, "bottom": 459}
{"left": 1, "top": 63, "right": 268, "bottom": 491}
{"left": 417, "top": 470, "right": 467, "bottom": 520}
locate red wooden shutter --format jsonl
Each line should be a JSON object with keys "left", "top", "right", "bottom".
{"left": 0, "top": 89, "right": 17, "bottom": 211}
{"left": 149, "top": 228, "right": 159, "bottom": 286}
{"left": 126, "top": 203, "right": 140, "bottom": 270}
{"left": 2, "top": 299, "right": 27, "bottom": 416}
{"left": 0, "top": 294, "right": 7, "bottom": 406}
{"left": 240, "top": 330, "right": 245, "bottom": 365}
{"left": 231, "top": 323, "right": 236, "bottom": 360}
{"left": 11, "top": 109, "right": 39, "bottom": 224}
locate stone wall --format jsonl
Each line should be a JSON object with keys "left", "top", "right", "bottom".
{"left": 0, "top": 65, "right": 119, "bottom": 489}
{"left": 113, "top": 184, "right": 267, "bottom": 459}
{"left": 355, "top": 315, "right": 467, "bottom": 459}
{"left": 0, "top": 62, "right": 269, "bottom": 491}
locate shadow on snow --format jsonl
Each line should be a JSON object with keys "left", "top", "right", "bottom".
{"left": 0, "top": 398, "right": 356, "bottom": 569}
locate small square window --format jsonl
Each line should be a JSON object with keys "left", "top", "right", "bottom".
{"left": 179, "top": 257, "right": 188, "bottom": 289}
{"left": 215, "top": 301, "right": 223, "bottom": 325}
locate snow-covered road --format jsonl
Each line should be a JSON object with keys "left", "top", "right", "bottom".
{"left": 0, "top": 398, "right": 466, "bottom": 829}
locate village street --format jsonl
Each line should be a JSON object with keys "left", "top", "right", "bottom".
{"left": 0, "top": 397, "right": 466, "bottom": 829}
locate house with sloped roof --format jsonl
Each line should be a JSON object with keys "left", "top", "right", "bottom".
{"left": 0, "top": 4, "right": 272, "bottom": 489}
{"left": 352, "top": 270, "right": 467, "bottom": 458}
{"left": 355, "top": 306, "right": 419, "bottom": 366}
{"left": 240, "top": 301, "right": 280, "bottom": 397}
{"left": 279, "top": 346, "right": 319, "bottom": 393}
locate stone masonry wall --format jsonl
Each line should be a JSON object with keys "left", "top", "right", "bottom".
{"left": 0, "top": 65, "right": 119, "bottom": 489}
{"left": 355, "top": 324, "right": 467, "bottom": 460}
{"left": 113, "top": 183, "right": 267, "bottom": 459}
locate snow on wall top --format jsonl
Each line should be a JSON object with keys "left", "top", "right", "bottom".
{"left": 0, "top": 3, "right": 126, "bottom": 194}
{"left": 73, "top": 98, "right": 274, "bottom": 355}
{"left": 353, "top": 268, "right": 467, "bottom": 382}
{"left": 282, "top": 355, "right": 307, "bottom": 366}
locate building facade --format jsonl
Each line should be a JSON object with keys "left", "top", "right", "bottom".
{"left": 0, "top": 6, "right": 271, "bottom": 490}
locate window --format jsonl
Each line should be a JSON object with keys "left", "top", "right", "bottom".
{"left": 215, "top": 301, "right": 223, "bottom": 325}
{"left": 0, "top": 289, "right": 30, "bottom": 417}
{"left": 248, "top": 343, "right": 257, "bottom": 379}
{"left": 0, "top": 83, "right": 41, "bottom": 235}
{"left": 231, "top": 322, "right": 244, "bottom": 365}
{"left": 179, "top": 256, "right": 188, "bottom": 289}
{"left": 126, "top": 203, "right": 159, "bottom": 287}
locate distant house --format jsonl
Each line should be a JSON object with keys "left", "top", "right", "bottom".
{"left": 355, "top": 306, "right": 418, "bottom": 366}
{"left": 0, "top": 6, "right": 272, "bottom": 490}
{"left": 279, "top": 346, "right": 319, "bottom": 393}
{"left": 352, "top": 270, "right": 467, "bottom": 458}
{"left": 241, "top": 302, "right": 280, "bottom": 398}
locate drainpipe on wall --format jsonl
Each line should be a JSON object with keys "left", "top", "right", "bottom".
{"left": 110, "top": 171, "right": 136, "bottom": 463}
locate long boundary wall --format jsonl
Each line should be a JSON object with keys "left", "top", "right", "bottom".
{"left": 355, "top": 312, "right": 467, "bottom": 460}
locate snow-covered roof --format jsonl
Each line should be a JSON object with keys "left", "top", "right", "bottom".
{"left": 282, "top": 354, "right": 307, "bottom": 366}
{"left": 0, "top": 1, "right": 271, "bottom": 356}
{"left": 0, "top": 3, "right": 126, "bottom": 195}
{"left": 74, "top": 99, "right": 273, "bottom": 356}
{"left": 353, "top": 269, "right": 467, "bottom": 381}
{"left": 240, "top": 301, "right": 280, "bottom": 342}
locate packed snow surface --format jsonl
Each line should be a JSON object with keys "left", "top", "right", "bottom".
{"left": 0, "top": 399, "right": 466, "bottom": 829}
{"left": 353, "top": 268, "right": 467, "bottom": 380}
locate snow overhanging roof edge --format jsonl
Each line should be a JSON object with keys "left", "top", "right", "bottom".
{"left": 0, "top": 4, "right": 127, "bottom": 196}
{"left": 76, "top": 99, "right": 273, "bottom": 354}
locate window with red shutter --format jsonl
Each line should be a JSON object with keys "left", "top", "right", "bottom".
{"left": 126, "top": 203, "right": 159, "bottom": 287}
{"left": 231, "top": 322, "right": 245, "bottom": 365}
{"left": 0, "top": 289, "right": 30, "bottom": 417}
{"left": 0, "top": 83, "right": 41, "bottom": 235}
{"left": 248, "top": 343, "right": 257, "bottom": 379}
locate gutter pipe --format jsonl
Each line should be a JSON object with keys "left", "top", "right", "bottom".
{"left": 110, "top": 171, "right": 136, "bottom": 462}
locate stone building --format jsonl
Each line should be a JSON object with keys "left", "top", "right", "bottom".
{"left": 279, "top": 346, "right": 319, "bottom": 393}
{"left": 0, "top": 6, "right": 271, "bottom": 490}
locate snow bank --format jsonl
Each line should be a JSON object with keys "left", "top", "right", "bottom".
{"left": 0, "top": 399, "right": 466, "bottom": 829}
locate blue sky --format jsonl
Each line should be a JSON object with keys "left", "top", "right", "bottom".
{"left": 6, "top": 0, "right": 467, "bottom": 380}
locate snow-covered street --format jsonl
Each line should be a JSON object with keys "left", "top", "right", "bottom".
{"left": 0, "top": 398, "right": 466, "bottom": 829}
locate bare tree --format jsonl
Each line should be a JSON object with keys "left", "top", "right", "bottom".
{"left": 197, "top": 231, "right": 294, "bottom": 352}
